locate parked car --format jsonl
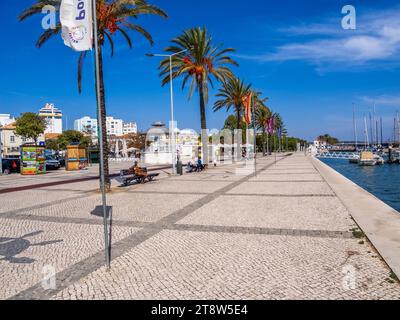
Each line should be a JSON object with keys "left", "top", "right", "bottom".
{"left": 2, "top": 158, "right": 21, "bottom": 174}
{"left": 55, "top": 156, "right": 66, "bottom": 167}
{"left": 45, "top": 155, "right": 61, "bottom": 170}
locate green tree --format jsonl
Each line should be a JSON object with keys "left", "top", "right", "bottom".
{"left": 20, "top": 0, "right": 167, "bottom": 187}
{"left": 213, "top": 77, "right": 251, "bottom": 159}
{"left": 255, "top": 106, "right": 272, "bottom": 156}
{"left": 317, "top": 134, "right": 339, "bottom": 145}
{"left": 223, "top": 115, "right": 241, "bottom": 132}
{"left": 57, "top": 130, "right": 92, "bottom": 150}
{"left": 45, "top": 139, "right": 60, "bottom": 151}
{"left": 214, "top": 77, "right": 251, "bottom": 131}
{"left": 15, "top": 112, "right": 47, "bottom": 145}
{"left": 159, "top": 27, "right": 237, "bottom": 164}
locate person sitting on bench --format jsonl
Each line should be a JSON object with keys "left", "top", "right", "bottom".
{"left": 186, "top": 161, "right": 195, "bottom": 173}
{"left": 129, "top": 161, "right": 147, "bottom": 178}
{"left": 196, "top": 158, "right": 205, "bottom": 172}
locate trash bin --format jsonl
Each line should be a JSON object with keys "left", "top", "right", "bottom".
{"left": 176, "top": 161, "right": 183, "bottom": 175}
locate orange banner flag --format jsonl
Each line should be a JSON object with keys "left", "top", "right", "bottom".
{"left": 242, "top": 92, "right": 253, "bottom": 125}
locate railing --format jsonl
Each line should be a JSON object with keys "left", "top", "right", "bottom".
{"left": 315, "top": 151, "right": 358, "bottom": 160}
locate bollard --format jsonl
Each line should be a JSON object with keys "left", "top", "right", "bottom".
{"left": 177, "top": 161, "right": 183, "bottom": 176}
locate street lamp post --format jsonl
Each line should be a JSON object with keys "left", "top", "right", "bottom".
{"left": 146, "top": 49, "right": 189, "bottom": 174}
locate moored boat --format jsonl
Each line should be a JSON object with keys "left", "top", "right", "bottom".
{"left": 358, "top": 151, "right": 376, "bottom": 166}
{"left": 349, "top": 154, "right": 360, "bottom": 164}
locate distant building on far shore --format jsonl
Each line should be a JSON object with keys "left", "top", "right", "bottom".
{"left": 39, "top": 103, "right": 63, "bottom": 134}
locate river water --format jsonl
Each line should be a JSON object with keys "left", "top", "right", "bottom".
{"left": 321, "top": 158, "right": 400, "bottom": 213}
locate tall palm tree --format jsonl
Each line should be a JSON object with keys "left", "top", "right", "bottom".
{"left": 213, "top": 77, "right": 251, "bottom": 159}
{"left": 159, "top": 27, "right": 237, "bottom": 165}
{"left": 255, "top": 105, "right": 272, "bottom": 156}
{"left": 20, "top": 0, "right": 167, "bottom": 187}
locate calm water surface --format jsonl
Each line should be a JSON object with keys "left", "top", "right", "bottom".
{"left": 321, "top": 158, "right": 400, "bottom": 213}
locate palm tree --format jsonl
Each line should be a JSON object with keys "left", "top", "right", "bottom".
{"left": 159, "top": 27, "right": 237, "bottom": 165}
{"left": 255, "top": 105, "right": 272, "bottom": 156}
{"left": 213, "top": 77, "right": 251, "bottom": 159}
{"left": 274, "top": 113, "right": 285, "bottom": 152}
{"left": 20, "top": 0, "right": 167, "bottom": 187}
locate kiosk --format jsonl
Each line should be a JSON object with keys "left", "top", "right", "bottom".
{"left": 66, "top": 145, "right": 88, "bottom": 171}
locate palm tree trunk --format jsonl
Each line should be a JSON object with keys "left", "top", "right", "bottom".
{"left": 262, "top": 131, "right": 266, "bottom": 156}
{"left": 236, "top": 106, "right": 242, "bottom": 161}
{"left": 96, "top": 44, "right": 110, "bottom": 190}
{"left": 199, "top": 83, "right": 208, "bottom": 166}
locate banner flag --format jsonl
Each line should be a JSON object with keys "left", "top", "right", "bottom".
{"left": 267, "top": 116, "right": 275, "bottom": 134}
{"left": 242, "top": 92, "right": 253, "bottom": 125}
{"left": 60, "top": 0, "right": 93, "bottom": 51}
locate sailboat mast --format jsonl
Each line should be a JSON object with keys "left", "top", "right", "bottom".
{"left": 364, "top": 116, "right": 369, "bottom": 149}
{"left": 374, "top": 103, "right": 378, "bottom": 145}
{"left": 380, "top": 117, "right": 383, "bottom": 146}
{"left": 369, "top": 112, "right": 373, "bottom": 147}
{"left": 353, "top": 103, "right": 358, "bottom": 150}
{"left": 396, "top": 111, "right": 400, "bottom": 144}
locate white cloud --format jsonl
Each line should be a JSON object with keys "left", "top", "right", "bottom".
{"left": 238, "top": 7, "right": 400, "bottom": 69}
{"left": 360, "top": 95, "right": 400, "bottom": 107}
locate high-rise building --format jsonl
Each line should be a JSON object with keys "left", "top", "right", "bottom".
{"left": 123, "top": 122, "right": 138, "bottom": 135}
{"left": 74, "top": 116, "right": 98, "bottom": 136}
{"left": 39, "top": 103, "right": 63, "bottom": 134}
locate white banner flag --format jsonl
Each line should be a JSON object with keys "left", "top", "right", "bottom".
{"left": 60, "top": 0, "right": 93, "bottom": 51}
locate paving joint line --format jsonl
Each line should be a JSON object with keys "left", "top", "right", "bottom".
{"left": 9, "top": 156, "right": 289, "bottom": 300}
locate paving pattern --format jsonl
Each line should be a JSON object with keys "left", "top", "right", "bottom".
{"left": 1, "top": 153, "right": 399, "bottom": 300}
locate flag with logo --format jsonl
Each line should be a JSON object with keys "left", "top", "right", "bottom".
{"left": 242, "top": 92, "right": 253, "bottom": 125}
{"left": 60, "top": 0, "right": 93, "bottom": 51}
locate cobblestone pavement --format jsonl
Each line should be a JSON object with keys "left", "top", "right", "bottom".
{"left": 1, "top": 154, "right": 400, "bottom": 300}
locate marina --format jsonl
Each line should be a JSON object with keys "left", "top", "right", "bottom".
{"left": 321, "top": 157, "right": 400, "bottom": 213}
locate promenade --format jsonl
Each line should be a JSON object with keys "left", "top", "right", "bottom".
{"left": 1, "top": 153, "right": 399, "bottom": 300}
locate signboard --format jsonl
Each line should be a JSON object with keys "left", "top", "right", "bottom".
{"left": 21, "top": 146, "right": 46, "bottom": 175}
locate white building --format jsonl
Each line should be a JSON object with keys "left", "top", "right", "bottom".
{"left": 123, "top": 122, "right": 138, "bottom": 135}
{"left": 106, "top": 117, "right": 124, "bottom": 136}
{"left": 39, "top": 103, "right": 63, "bottom": 134}
{"left": 0, "top": 114, "right": 15, "bottom": 127}
{"left": 0, "top": 122, "right": 45, "bottom": 157}
{"left": 74, "top": 116, "right": 131, "bottom": 137}
{"left": 74, "top": 116, "right": 98, "bottom": 136}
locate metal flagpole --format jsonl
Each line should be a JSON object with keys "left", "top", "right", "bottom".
{"left": 251, "top": 94, "right": 257, "bottom": 175}
{"left": 274, "top": 133, "right": 277, "bottom": 165}
{"left": 92, "top": 0, "right": 110, "bottom": 270}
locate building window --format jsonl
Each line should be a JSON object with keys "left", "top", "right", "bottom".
{"left": 10, "top": 136, "right": 15, "bottom": 143}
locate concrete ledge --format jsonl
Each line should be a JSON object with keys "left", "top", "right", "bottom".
{"left": 311, "top": 156, "right": 400, "bottom": 279}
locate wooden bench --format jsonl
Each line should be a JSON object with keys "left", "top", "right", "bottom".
{"left": 118, "top": 169, "right": 160, "bottom": 186}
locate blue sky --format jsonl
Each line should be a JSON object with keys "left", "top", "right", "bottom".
{"left": 1, "top": 0, "right": 400, "bottom": 141}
